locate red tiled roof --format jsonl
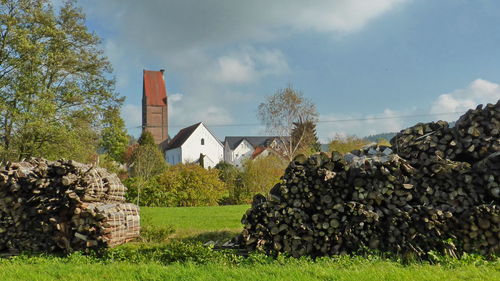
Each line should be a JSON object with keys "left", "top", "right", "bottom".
{"left": 143, "top": 70, "right": 167, "bottom": 106}
{"left": 251, "top": 146, "right": 267, "bottom": 159}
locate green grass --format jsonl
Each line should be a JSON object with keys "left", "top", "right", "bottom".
{"left": 141, "top": 205, "right": 249, "bottom": 239}
{"left": 1, "top": 205, "right": 499, "bottom": 280}
{"left": 1, "top": 254, "right": 498, "bottom": 281}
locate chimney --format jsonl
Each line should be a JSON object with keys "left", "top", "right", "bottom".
{"left": 160, "top": 69, "right": 165, "bottom": 76}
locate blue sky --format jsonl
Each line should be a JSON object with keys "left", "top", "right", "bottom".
{"left": 78, "top": 0, "right": 500, "bottom": 142}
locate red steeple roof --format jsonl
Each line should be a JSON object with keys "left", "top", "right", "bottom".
{"left": 143, "top": 70, "right": 167, "bottom": 106}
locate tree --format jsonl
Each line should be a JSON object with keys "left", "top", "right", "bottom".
{"left": 0, "top": 0, "right": 122, "bottom": 162}
{"left": 100, "top": 107, "right": 129, "bottom": 163}
{"left": 130, "top": 144, "right": 166, "bottom": 179}
{"left": 215, "top": 161, "right": 248, "bottom": 204}
{"left": 138, "top": 130, "right": 156, "bottom": 146}
{"left": 129, "top": 142, "right": 167, "bottom": 206}
{"left": 291, "top": 119, "right": 321, "bottom": 155}
{"left": 241, "top": 155, "right": 287, "bottom": 195}
{"left": 257, "top": 85, "right": 318, "bottom": 161}
{"left": 156, "top": 164, "right": 225, "bottom": 207}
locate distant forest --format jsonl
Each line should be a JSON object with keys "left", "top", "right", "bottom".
{"left": 363, "top": 132, "right": 397, "bottom": 142}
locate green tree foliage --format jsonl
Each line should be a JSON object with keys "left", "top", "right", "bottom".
{"left": 100, "top": 107, "right": 129, "bottom": 163}
{"left": 138, "top": 131, "right": 156, "bottom": 146}
{"left": 0, "top": 0, "right": 123, "bottom": 162}
{"left": 130, "top": 144, "right": 166, "bottom": 179}
{"left": 215, "top": 162, "right": 249, "bottom": 205}
{"left": 291, "top": 119, "right": 321, "bottom": 155}
{"left": 241, "top": 155, "right": 287, "bottom": 195}
{"left": 257, "top": 85, "right": 318, "bottom": 161}
{"left": 156, "top": 164, "right": 225, "bottom": 206}
{"left": 125, "top": 164, "right": 226, "bottom": 207}
{"left": 130, "top": 130, "right": 166, "bottom": 191}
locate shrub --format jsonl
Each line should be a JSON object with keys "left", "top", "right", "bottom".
{"left": 241, "top": 155, "right": 287, "bottom": 195}
{"left": 215, "top": 162, "right": 249, "bottom": 205}
{"left": 155, "top": 164, "right": 226, "bottom": 206}
{"left": 123, "top": 176, "right": 174, "bottom": 206}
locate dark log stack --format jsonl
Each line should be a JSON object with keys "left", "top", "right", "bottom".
{"left": 455, "top": 101, "right": 500, "bottom": 160}
{"left": 0, "top": 158, "right": 140, "bottom": 255}
{"left": 241, "top": 100, "right": 499, "bottom": 258}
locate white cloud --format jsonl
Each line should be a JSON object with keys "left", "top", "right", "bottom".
{"left": 215, "top": 55, "right": 256, "bottom": 84}
{"left": 81, "top": 0, "right": 408, "bottom": 137}
{"left": 431, "top": 78, "right": 500, "bottom": 120}
{"left": 170, "top": 93, "right": 183, "bottom": 102}
{"left": 85, "top": 0, "right": 407, "bottom": 55}
{"left": 317, "top": 78, "right": 500, "bottom": 141}
{"left": 214, "top": 48, "right": 289, "bottom": 84}
{"left": 296, "top": 0, "right": 407, "bottom": 33}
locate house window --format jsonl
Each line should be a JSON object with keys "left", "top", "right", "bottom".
{"left": 201, "top": 138, "right": 205, "bottom": 145}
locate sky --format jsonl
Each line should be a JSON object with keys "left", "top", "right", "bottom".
{"left": 77, "top": 0, "right": 500, "bottom": 142}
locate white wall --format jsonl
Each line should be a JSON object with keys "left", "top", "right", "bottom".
{"left": 181, "top": 124, "right": 223, "bottom": 168}
{"left": 165, "top": 147, "right": 182, "bottom": 165}
{"left": 232, "top": 140, "right": 254, "bottom": 167}
{"left": 224, "top": 142, "right": 232, "bottom": 163}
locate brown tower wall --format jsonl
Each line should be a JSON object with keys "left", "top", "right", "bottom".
{"left": 142, "top": 70, "right": 168, "bottom": 144}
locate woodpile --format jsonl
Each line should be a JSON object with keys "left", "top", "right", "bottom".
{"left": 391, "top": 99, "right": 500, "bottom": 164}
{"left": 0, "top": 158, "right": 140, "bottom": 254}
{"left": 455, "top": 101, "right": 500, "bottom": 160}
{"left": 241, "top": 100, "right": 499, "bottom": 258}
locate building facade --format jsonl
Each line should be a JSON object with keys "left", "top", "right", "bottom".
{"left": 165, "top": 122, "right": 224, "bottom": 168}
{"left": 223, "top": 136, "right": 281, "bottom": 167}
{"left": 142, "top": 69, "right": 168, "bottom": 145}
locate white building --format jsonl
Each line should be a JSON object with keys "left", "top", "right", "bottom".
{"left": 223, "top": 136, "right": 281, "bottom": 167}
{"left": 165, "top": 122, "right": 223, "bottom": 168}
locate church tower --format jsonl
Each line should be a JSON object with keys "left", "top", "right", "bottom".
{"left": 142, "top": 69, "right": 168, "bottom": 145}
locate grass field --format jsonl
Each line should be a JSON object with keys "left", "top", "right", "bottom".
{"left": 0, "top": 205, "right": 499, "bottom": 281}
{"left": 141, "top": 205, "right": 248, "bottom": 239}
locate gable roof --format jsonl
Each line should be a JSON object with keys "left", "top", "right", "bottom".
{"left": 143, "top": 70, "right": 167, "bottom": 106}
{"left": 166, "top": 122, "right": 201, "bottom": 150}
{"left": 166, "top": 122, "right": 223, "bottom": 150}
{"left": 224, "top": 136, "right": 281, "bottom": 150}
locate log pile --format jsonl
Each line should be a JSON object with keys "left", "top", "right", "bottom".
{"left": 0, "top": 158, "right": 140, "bottom": 254}
{"left": 240, "top": 100, "right": 499, "bottom": 258}
{"left": 391, "top": 99, "right": 500, "bottom": 164}
{"left": 455, "top": 101, "right": 500, "bottom": 160}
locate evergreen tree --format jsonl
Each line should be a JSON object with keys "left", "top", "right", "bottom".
{"left": 138, "top": 131, "right": 156, "bottom": 147}
{"left": 291, "top": 119, "right": 321, "bottom": 155}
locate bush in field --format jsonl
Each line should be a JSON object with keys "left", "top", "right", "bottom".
{"left": 123, "top": 176, "right": 169, "bottom": 206}
{"left": 215, "top": 162, "right": 249, "bottom": 205}
{"left": 241, "top": 155, "right": 287, "bottom": 195}
{"left": 124, "top": 164, "right": 226, "bottom": 206}
{"left": 156, "top": 164, "right": 226, "bottom": 206}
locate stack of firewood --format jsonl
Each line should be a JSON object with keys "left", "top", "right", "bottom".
{"left": 241, "top": 100, "right": 499, "bottom": 258}
{"left": 0, "top": 158, "right": 140, "bottom": 254}
{"left": 391, "top": 99, "right": 500, "bottom": 164}
{"left": 455, "top": 101, "right": 500, "bottom": 160}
